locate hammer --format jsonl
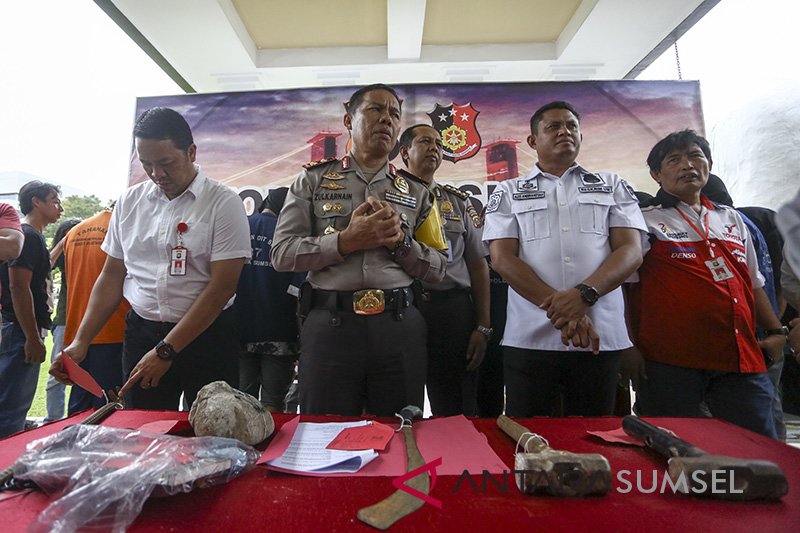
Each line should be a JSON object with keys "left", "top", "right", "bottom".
{"left": 622, "top": 415, "right": 788, "bottom": 500}
{"left": 497, "top": 415, "right": 611, "bottom": 496}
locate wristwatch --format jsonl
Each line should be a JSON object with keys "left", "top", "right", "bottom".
{"left": 574, "top": 283, "right": 600, "bottom": 306}
{"left": 155, "top": 340, "right": 178, "bottom": 361}
{"left": 391, "top": 234, "right": 412, "bottom": 259}
{"left": 476, "top": 325, "right": 493, "bottom": 338}
{"left": 763, "top": 326, "right": 789, "bottom": 338}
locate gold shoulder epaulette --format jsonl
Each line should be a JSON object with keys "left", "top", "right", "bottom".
{"left": 444, "top": 184, "right": 469, "bottom": 200}
{"left": 466, "top": 202, "right": 483, "bottom": 228}
{"left": 303, "top": 157, "right": 338, "bottom": 169}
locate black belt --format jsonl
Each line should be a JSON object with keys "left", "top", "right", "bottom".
{"left": 311, "top": 287, "right": 413, "bottom": 315}
{"left": 421, "top": 287, "right": 470, "bottom": 302}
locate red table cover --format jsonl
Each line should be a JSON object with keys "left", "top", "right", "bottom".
{"left": 1, "top": 411, "right": 797, "bottom": 532}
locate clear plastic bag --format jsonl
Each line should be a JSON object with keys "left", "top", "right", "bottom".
{"left": 11, "top": 424, "right": 260, "bottom": 533}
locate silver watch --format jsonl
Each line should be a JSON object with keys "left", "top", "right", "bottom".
{"left": 476, "top": 325, "right": 493, "bottom": 338}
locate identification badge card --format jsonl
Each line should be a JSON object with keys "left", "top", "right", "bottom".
{"left": 170, "top": 246, "right": 188, "bottom": 276}
{"left": 705, "top": 257, "right": 734, "bottom": 282}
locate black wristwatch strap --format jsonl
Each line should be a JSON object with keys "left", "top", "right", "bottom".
{"left": 763, "top": 326, "right": 789, "bottom": 338}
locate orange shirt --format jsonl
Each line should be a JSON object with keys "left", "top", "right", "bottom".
{"left": 63, "top": 210, "right": 130, "bottom": 345}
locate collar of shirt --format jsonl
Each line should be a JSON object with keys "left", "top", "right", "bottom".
{"left": 524, "top": 162, "right": 594, "bottom": 182}
{"left": 652, "top": 187, "right": 717, "bottom": 211}
{"left": 145, "top": 164, "right": 205, "bottom": 202}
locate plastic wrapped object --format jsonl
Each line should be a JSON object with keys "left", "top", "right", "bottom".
{"left": 11, "top": 424, "right": 260, "bottom": 533}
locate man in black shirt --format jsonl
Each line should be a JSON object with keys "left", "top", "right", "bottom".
{"left": 0, "top": 181, "right": 62, "bottom": 437}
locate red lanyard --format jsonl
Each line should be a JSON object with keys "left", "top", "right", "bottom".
{"left": 675, "top": 207, "right": 715, "bottom": 258}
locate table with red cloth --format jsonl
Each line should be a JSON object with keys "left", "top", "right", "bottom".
{"left": 0, "top": 411, "right": 797, "bottom": 532}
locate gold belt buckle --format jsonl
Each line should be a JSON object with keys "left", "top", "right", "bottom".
{"left": 353, "top": 289, "right": 385, "bottom": 315}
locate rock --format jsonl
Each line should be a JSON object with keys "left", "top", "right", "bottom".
{"left": 189, "top": 381, "right": 274, "bottom": 445}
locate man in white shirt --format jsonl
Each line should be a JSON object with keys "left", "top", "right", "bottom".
{"left": 482, "top": 101, "right": 646, "bottom": 417}
{"left": 57, "top": 107, "right": 250, "bottom": 409}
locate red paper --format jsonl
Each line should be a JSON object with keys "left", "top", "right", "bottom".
{"left": 259, "top": 415, "right": 506, "bottom": 477}
{"left": 586, "top": 427, "right": 645, "bottom": 446}
{"left": 60, "top": 350, "right": 104, "bottom": 398}
{"left": 137, "top": 420, "right": 191, "bottom": 434}
{"left": 326, "top": 422, "right": 394, "bottom": 451}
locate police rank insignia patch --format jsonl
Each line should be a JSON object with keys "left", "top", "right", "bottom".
{"left": 427, "top": 102, "right": 482, "bottom": 163}
{"left": 485, "top": 191, "right": 503, "bottom": 213}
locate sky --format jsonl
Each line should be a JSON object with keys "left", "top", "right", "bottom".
{"left": 1, "top": 0, "right": 799, "bottom": 205}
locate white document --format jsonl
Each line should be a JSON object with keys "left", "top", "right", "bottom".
{"left": 266, "top": 421, "right": 378, "bottom": 474}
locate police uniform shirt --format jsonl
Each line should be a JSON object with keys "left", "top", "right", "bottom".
{"left": 102, "top": 167, "right": 251, "bottom": 323}
{"left": 482, "top": 163, "right": 646, "bottom": 351}
{"left": 271, "top": 155, "right": 446, "bottom": 290}
{"left": 423, "top": 181, "right": 486, "bottom": 291}
{"left": 637, "top": 195, "right": 766, "bottom": 372}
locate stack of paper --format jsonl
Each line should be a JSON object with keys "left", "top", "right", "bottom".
{"left": 266, "top": 421, "right": 378, "bottom": 474}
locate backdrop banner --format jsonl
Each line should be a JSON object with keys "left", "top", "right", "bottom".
{"left": 131, "top": 80, "right": 703, "bottom": 214}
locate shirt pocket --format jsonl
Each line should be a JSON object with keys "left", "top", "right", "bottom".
{"left": 511, "top": 198, "right": 550, "bottom": 241}
{"left": 577, "top": 194, "right": 614, "bottom": 235}
{"left": 313, "top": 197, "right": 353, "bottom": 235}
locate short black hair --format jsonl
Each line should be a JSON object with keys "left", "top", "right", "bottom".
{"left": 530, "top": 101, "right": 580, "bottom": 135}
{"left": 18, "top": 181, "right": 61, "bottom": 215}
{"left": 133, "top": 107, "right": 194, "bottom": 151}
{"left": 51, "top": 218, "right": 81, "bottom": 251}
{"left": 345, "top": 84, "right": 402, "bottom": 115}
{"left": 398, "top": 124, "right": 435, "bottom": 164}
{"left": 646, "top": 129, "right": 712, "bottom": 172}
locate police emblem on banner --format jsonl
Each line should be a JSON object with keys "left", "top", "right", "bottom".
{"left": 427, "top": 102, "right": 482, "bottom": 163}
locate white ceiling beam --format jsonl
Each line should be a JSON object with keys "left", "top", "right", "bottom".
{"left": 387, "top": 0, "right": 426, "bottom": 60}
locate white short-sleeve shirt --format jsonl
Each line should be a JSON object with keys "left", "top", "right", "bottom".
{"left": 482, "top": 163, "right": 646, "bottom": 351}
{"left": 102, "top": 167, "right": 250, "bottom": 322}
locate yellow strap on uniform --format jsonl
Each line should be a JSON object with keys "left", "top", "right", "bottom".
{"left": 414, "top": 196, "right": 448, "bottom": 250}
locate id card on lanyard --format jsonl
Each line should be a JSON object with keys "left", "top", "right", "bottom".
{"left": 675, "top": 207, "right": 734, "bottom": 282}
{"left": 170, "top": 222, "right": 188, "bottom": 276}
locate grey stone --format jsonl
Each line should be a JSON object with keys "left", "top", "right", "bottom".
{"left": 189, "top": 381, "right": 274, "bottom": 445}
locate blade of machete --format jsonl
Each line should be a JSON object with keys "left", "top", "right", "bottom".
{"left": 356, "top": 425, "right": 429, "bottom": 530}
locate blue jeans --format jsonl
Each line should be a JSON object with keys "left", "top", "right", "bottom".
{"left": 67, "top": 343, "right": 124, "bottom": 415}
{"left": 0, "top": 322, "right": 42, "bottom": 438}
{"left": 44, "top": 325, "right": 67, "bottom": 423}
{"left": 637, "top": 359, "right": 778, "bottom": 439}
{"left": 767, "top": 359, "right": 786, "bottom": 440}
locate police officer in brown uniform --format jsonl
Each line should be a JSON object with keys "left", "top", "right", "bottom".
{"left": 398, "top": 124, "right": 491, "bottom": 416}
{"left": 271, "top": 85, "right": 446, "bottom": 416}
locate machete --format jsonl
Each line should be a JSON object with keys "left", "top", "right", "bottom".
{"left": 357, "top": 405, "right": 427, "bottom": 530}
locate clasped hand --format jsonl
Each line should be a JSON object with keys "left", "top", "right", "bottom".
{"left": 341, "top": 197, "right": 404, "bottom": 252}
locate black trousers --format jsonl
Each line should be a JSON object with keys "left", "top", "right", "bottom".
{"left": 419, "top": 290, "right": 478, "bottom": 417}
{"left": 298, "top": 305, "right": 426, "bottom": 417}
{"left": 122, "top": 308, "right": 239, "bottom": 410}
{"left": 504, "top": 347, "right": 622, "bottom": 417}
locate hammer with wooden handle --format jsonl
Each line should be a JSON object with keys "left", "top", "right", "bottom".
{"left": 622, "top": 415, "right": 788, "bottom": 500}
{"left": 497, "top": 415, "right": 611, "bottom": 496}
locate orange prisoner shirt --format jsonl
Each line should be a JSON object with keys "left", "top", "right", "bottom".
{"left": 63, "top": 210, "right": 130, "bottom": 345}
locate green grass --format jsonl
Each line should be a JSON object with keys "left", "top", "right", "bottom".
{"left": 26, "top": 333, "right": 73, "bottom": 419}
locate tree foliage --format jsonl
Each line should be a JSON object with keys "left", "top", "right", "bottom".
{"left": 43, "top": 194, "right": 106, "bottom": 245}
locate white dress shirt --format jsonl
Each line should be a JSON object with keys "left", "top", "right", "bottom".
{"left": 482, "top": 163, "right": 646, "bottom": 351}
{"left": 103, "top": 167, "right": 250, "bottom": 322}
